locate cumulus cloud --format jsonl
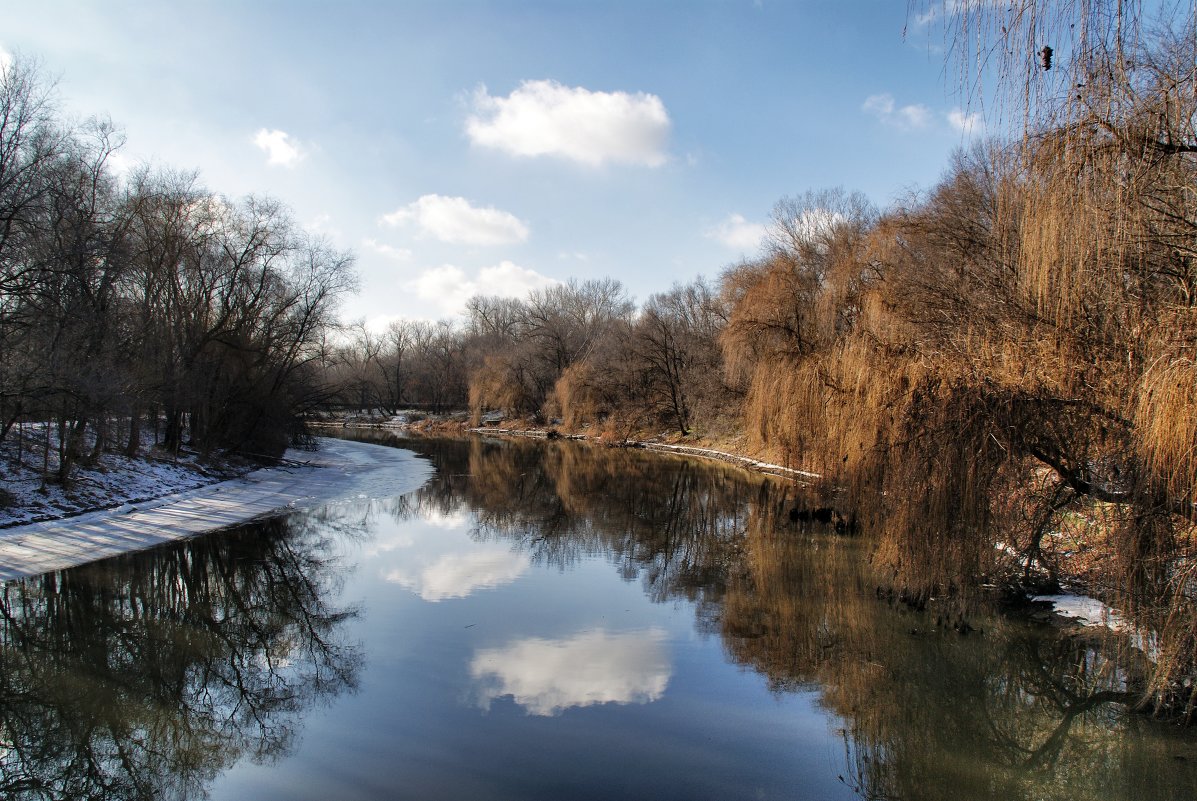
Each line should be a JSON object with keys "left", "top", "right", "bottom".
{"left": 381, "top": 194, "right": 530, "bottom": 246}
{"left": 862, "top": 93, "right": 932, "bottom": 130}
{"left": 253, "top": 128, "right": 304, "bottom": 167}
{"left": 707, "top": 213, "right": 767, "bottom": 252}
{"left": 470, "top": 629, "right": 671, "bottom": 716}
{"left": 947, "top": 108, "right": 984, "bottom": 136}
{"left": 466, "top": 79, "right": 671, "bottom": 167}
{"left": 407, "top": 261, "right": 559, "bottom": 317}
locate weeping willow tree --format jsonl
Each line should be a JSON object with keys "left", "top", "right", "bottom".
{"left": 724, "top": 1, "right": 1197, "bottom": 718}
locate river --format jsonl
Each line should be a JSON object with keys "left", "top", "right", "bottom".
{"left": 0, "top": 433, "right": 1192, "bottom": 800}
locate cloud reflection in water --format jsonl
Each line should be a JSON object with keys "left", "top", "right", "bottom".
{"left": 385, "top": 547, "right": 531, "bottom": 601}
{"left": 470, "top": 628, "right": 671, "bottom": 716}
{"left": 370, "top": 506, "right": 532, "bottom": 601}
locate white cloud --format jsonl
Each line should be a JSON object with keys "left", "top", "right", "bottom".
{"left": 361, "top": 237, "right": 413, "bottom": 262}
{"left": 862, "top": 93, "right": 932, "bottom": 130}
{"left": 408, "top": 261, "right": 559, "bottom": 317}
{"left": 362, "top": 313, "right": 405, "bottom": 333}
{"left": 380, "top": 194, "right": 529, "bottom": 246}
{"left": 917, "top": 0, "right": 1008, "bottom": 27}
{"left": 470, "top": 629, "right": 671, "bottom": 716}
{"left": 466, "top": 79, "right": 671, "bottom": 167}
{"left": 914, "top": 0, "right": 973, "bottom": 26}
{"left": 0, "top": 45, "right": 12, "bottom": 75}
{"left": 947, "top": 108, "right": 984, "bottom": 136}
{"left": 385, "top": 547, "right": 531, "bottom": 601}
{"left": 706, "top": 213, "right": 767, "bottom": 252}
{"left": 252, "top": 128, "right": 304, "bottom": 167}
{"left": 302, "top": 212, "right": 344, "bottom": 242}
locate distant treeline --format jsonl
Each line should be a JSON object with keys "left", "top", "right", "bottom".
{"left": 325, "top": 275, "right": 731, "bottom": 435}
{"left": 0, "top": 58, "right": 354, "bottom": 481}
{"left": 329, "top": 1, "right": 1197, "bottom": 715}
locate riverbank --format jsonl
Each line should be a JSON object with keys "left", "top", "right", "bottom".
{"left": 0, "top": 437, "right": 431, "bottom": 580}
{"left": 0, "top": 429, "right": 258, "bottom": 529}
{"left": 311, "top": 416, "right": 823, "bottom": 483}
{"left": 331, "top": 419, "right": 1142, "bottom": 635}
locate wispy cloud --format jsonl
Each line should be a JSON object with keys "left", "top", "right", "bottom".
{"left": 303, "top": 212, "right": 344, "bottom": 242}
{"left": 407, "top": 261, "right": 559, "bottom": 317}
{"left": 947, "top": 107, "right": 984, "bottom": 136}
{"left": 361, "top": 237, "right": 413, "bottom": 262}
{"left": 862, "top": 93, "right": 933, "bottom": 130}
{"left": 252, "top": 128, "right": 304, "bottom": 167}
{"left": 381, "top": 194, "right": 529, "bottom": 246}
{"left": 706, "top": 213, "right": 767, "bottom": 252}
{"left": 913, "top": 0, "right": 973, "bottom": 27}
{"left": 466, "top": 79, "right": 671, "bottom": 167}
{"left": 862, "top": 93, "right": 986, "bottom": 136}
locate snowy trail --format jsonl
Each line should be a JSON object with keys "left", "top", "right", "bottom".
{"left": 0, "top": 437, "right": 432, "bottom": 581}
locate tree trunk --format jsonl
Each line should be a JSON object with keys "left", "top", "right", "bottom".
{"left": 88, "top": 415, "right": 106, "bottom": 463}
{"left": 125, "top": 410, "right": 141, "bottom": 457}
{"left": 164, "top": 407, "right": 182, "bottom": 454}
{"left": 58, "top": 415, "right": 88, "bottom": 486}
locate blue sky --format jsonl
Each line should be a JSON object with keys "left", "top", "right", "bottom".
{"left": 5, "top": 1, "right": 982, "bottom": 326}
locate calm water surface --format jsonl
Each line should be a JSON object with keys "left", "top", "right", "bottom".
{"left": 1, "top": 434, "right": 1194, "bottom": 801}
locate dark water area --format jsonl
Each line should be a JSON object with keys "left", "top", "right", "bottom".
{"left": 0, "top": 433, "right": 1194, "bottom": 801}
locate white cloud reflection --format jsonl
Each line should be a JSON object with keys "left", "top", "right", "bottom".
{"left": 385, "top": 547, "right": 530, "bottom": 601}
{"left": 470, "top": 628, "right": 671, "bottom": 716}
{"left": 365, "top": 506, "right": 531, "bottom": 601}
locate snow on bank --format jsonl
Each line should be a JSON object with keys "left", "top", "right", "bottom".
{"left": 1033, "top": 593, "right": 1125, "bottom": 628}
{"left": 1032, "top": 592, "right": 1160, "bottom": 661}
{"left": 0, "top": 428, "right": 249, "bottom": 528}
{"left": 468, "top": 427, "right": 824, "bottom": 482}
{"left": 0, "top": 437, "right": 432, "bottom": 581}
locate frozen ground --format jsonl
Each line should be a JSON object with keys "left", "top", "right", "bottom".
{"left": 0, "top": 437, "right": 431, "bottom": 580}
{"left": 0, "top": 426, "right": 254, "bottom": 528}
{"left": 1033, "top": 591, "right": 1160, "bottom": 661}
{"left": 1032, "top": 593, "right": 1125, "bottom": 628}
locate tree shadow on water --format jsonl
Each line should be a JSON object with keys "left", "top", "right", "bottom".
{"left": 0, "top": 513, "right": 360, "bottom": 801}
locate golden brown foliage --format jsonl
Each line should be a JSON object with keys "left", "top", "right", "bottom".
{"left": 722, "top": 1, "right": 1197, "bottom": 711}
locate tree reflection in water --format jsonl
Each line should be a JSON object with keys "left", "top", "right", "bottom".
{"left": 0, "top": 513, "right": 360, "bottom": 801}
{"left": 2, "top": 433, "right": 1190, "bottom": 801}
{"left": 368, "top": 432, "right": 1194, "bottom": 801}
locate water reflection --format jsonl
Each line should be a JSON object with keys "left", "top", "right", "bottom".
{"left": 371, "top": 508, "right": 531, "bottom": 601}
{"left": 359, "top": 432, "right": 1195, "bottom": 801}
{"left": 470, "top": 629, "right": 671, "bottom": 716}
{"left": 0, "top": 513, "right": 359, "bottom": 801}
{"left": 1, "top": 432, "right": 1193, "bottom": 801}
{"left": 385, "top": 545, "right": 531, "bottom": 601}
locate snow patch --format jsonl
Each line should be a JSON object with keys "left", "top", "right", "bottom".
{"left": 1033, "top": 592, "right": 1160, "bottom": 661}
{"left": 0, "top": 437, "right": 431, "bottom": 580}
